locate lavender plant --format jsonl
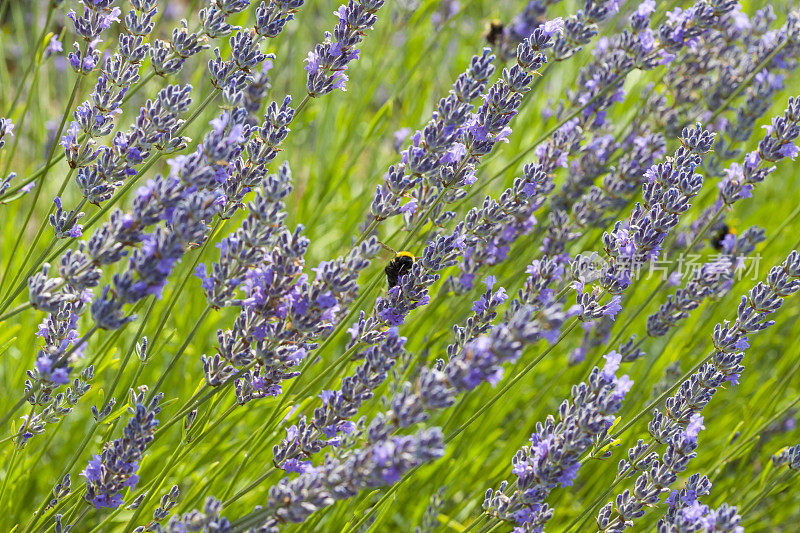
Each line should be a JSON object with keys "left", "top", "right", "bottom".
{"left": 483, "top": 352, "right": 633, "bottom": 531}
{"left": 593, "top": 251, "right": 800, "bottom": 531}
{"left": 83, "top": 387, "right": 162, "bottom": 510}
{"left": 2, "top": 1, "right": 800, "bottom": 531}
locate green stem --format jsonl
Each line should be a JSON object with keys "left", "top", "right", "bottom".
{"left": 150, "top": 305, "right": 212, "bottom": 400}
{"left": 120, "top": 440, "right": 186, "bottom": 533}
{"left": 741, "top": 471, "right": 795, "bottom": 516}
{"left": 1, "top": 4, "right": 53, "bottom": 117}
{"left": 0, "top": 73, "right": 81, "bottom": 295}
{"left": 334, "top": 321, "right": 583, "bottom": 533}
{"left": 0, "top": 302, "right": 31, "bottom": 323}
{"left": 0, "top": 445, "right": 19, "bottom": 526}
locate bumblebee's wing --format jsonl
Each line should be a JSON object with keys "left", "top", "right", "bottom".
{"left": 385, "top": 261, "right": 398, "bottom": 287}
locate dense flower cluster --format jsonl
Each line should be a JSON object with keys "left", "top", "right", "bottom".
{"left": 2, "top": 1, "right": 800, "bottom": 532}
{"left": 82, "top": 388, "right": 162, "bottom": 510}
{"left": 597, "top": 251, "right": 800, "bottom": 531}
{"left": 645, "top": 225, "right": 766, "bottom": 338}
{"left": 656, "top": 474, "right": 743, "bottom": 533}
{"left": 257, "top": 428, "right": 444, "bottom": 530}
{"left": 370, "top": 25, "right": 558, "bottom": 232}
{"left": 305, "top": 0, "right": 384, "bottom": 96}
{"left": 599, "top": 124, "right": 715, "bottom": 291}
{"left": 484, "top": 353, "right": 633, "bottom": 531}
{"left": 26, "top": 1, "right": 307, "bottom": 402}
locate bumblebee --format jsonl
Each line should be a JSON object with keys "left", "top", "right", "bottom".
{"left": 710, "top": 223, "right": 737, "bottom": 251}
{"left": 484, "top": 19, "right": 505, "bottom": 47}
{"left": 385, "top": 251, "right": 415, "bottom": 288}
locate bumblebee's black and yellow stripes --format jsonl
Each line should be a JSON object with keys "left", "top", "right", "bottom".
{"left": 484, "top": 19, "right": 505, "bottom": 46}
{"left": 385, "top": 251, "right": 415, "bottom": 288}
{"left": 710, "top": 223, "right": 737, "bottom": 251}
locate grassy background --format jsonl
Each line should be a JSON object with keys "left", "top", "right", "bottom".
{"left": 1, "top": 0, "right": 799, "bottom": 531}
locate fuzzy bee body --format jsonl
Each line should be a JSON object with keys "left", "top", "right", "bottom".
{"left": 385, "top": 251, "right": 415, "bottom": 288}
{"left": 485, "top": 19, "right": 505, "bottom": 46}
{"left": 710, "top": 223, "right": 737, "bottom": 251}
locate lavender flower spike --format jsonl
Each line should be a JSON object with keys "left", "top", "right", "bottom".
{"left": 484, "top": 353, "right": 632, "bottom": 531}
{"left": 82, "top": 388, "right": 163, "bottom": 510}
{"left": 657, "top": 474, "right": 743, "bottom": 533}
{"left": 597, "top": 251, "right": 800, "bottom": 531}
{"left": 255, "top": 428, "right": 444, "bottom": 530}
{"left": 272, "top": 327, "right": 405, "bottom": 473}
{"left": 305, "top": 0, "right": 385, "bottom": 96}
{"left": 0, "top": 117, "right": 13, "bottom": 150}
{"left": 369, "top": 49, "right": 496, "bottom": 223}
{"left": 772, "top": 443, "right": 800, "bottom": 471}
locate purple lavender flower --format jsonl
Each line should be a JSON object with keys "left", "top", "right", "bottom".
{"left": 484, "top": 355, "right": 632, "bottom": 531}
{"left": 0, "top": 117, "right": 14, "bottom": 150}
{"left": 197, "top": 155, "right": 382, "bottom": 400}
{"left": 717, "top": 98, "right": 800, "bottom": 206}
{"left": 598, "top": 251, "right": 800, "bottom": 531}
{"left": 40, "top": 96, "right": 260, "bottom": 338}
{"left": 369, "top": 48, "right": 496, "bottom": 223}
{"left": 17, "top": 365, "right": 94, "bottom": 448}
{"left": 680, "top": 99, "right": 800, "bottom": 252}
{"left": 159, "top": 497, "right": 230, "bottom": 532}
{"left": 25, "top": 267, "right": 95, "bottom": 418}
{"left": 647, "top": 256, "right": 734, "bottom": 337}
{"left": 456, "top": 1, "right": 703, "bottom": 293}
{"left": 657, "top": 474, "right": 743, "bottom": 533}
{"left": 595, "top": 124, "right": 714, "bottom": 294}
{"left": 75, "top": 83, "right": 193, "bottom": 204}
{"left": 369, "top": 263, "right": 577, "bottom": 441}
{"left": 82, "top": 388, "right": 162, "bottom": 510}
{"left": 772, "top": 444, "right": 800, "bottom": 471}
{"left": 44, "top": 35, "right": 63, "bottom": 58}
{"left": 372, "top": 27, "right": 557, "bottom": 243}
{"left": 272, "top": 328, "right": 405, "bottom": 470}
{"left": 305, "top": 1, "right": 385, "bottom": 96}
{"left": 31, "top": 297, "right": 87, "bottom": 386}
{"left": 251, "top": 428, "right": 444, "bottom": 528}
{"left": 647, "top": 225, "right": 764, "bottom": 340}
